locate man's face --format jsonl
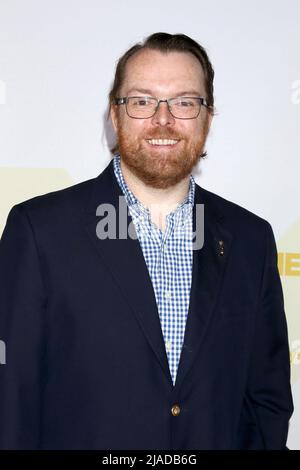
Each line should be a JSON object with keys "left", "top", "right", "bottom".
{"left": 111, "top": 49, "right": 213, "bottom": 189}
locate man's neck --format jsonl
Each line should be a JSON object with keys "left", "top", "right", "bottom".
{"left": 120, "top": 158, "right": 190, "bottom": 232}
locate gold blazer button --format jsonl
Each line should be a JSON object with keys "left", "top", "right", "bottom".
{"left": 171, "top": 404, "right": 181, "bottom": 416}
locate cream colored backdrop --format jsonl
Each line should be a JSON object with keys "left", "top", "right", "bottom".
{"left": 0, "top": 0, "right": 299, "bottom": 449}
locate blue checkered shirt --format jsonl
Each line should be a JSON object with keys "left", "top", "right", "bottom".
{"left": 113, "top": 155, "right": 195, "bottom": 386}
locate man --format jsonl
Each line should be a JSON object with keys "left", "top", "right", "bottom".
{"left": 0, "top": 32, "right": 294, "bottom": 449}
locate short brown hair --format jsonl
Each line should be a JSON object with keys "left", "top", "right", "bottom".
{"left": 108, "top": 32, "right": 215, "bottom": 154}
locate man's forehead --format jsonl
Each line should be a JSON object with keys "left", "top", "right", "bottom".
{"left": 121, "top": 49, "right": 205, "bottom": 94}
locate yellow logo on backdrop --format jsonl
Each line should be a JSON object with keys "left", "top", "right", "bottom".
{"left": 0, "top": 168, "right": 73, "bottom": 235}
{"left": 278, "top": 218, "right": 300, "bottom": 384}
{"left": 278, "top": 253, "right": 300, "bottom": 276}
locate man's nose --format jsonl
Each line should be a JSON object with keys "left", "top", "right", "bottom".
{"left": 151, "top": 101, "right": 175, "bottom": 126}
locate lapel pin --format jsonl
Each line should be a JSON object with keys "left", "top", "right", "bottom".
{"left": 218, "top": 240, "right": 225, "bottom": 256}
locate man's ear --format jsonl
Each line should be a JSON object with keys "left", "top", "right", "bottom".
{"left": 207, "top": 109, "right": 214, "bottom": 132}
{"left": 110, "top": 105, "right": 119, "bottom": 134}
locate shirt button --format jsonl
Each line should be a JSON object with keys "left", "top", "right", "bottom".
{"left": 171, "top": 404, "right": 181, "bottom": 416}
{"left": 165, "top": 341, "right": 172, "bottom": 351}
{"left": 165, "top": 290, "right": 172, "bottom": 299}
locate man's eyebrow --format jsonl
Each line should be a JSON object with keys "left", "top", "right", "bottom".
{"left": 125, "top": 88, "right": 202, "bottom": 97}
{"left": 126, "top": 88, "right": 154, "bottom": 95}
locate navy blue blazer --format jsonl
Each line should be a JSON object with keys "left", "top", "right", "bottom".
{"left": 0, "top": 158, "right": 293, "bottom": 449}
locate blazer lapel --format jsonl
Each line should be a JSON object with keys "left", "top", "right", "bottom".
{"left": 174, "top": 185, "right": 233, "bottom": 390}
{"left": 83, "top": 159, "right": 233, "bottom": 390}
{"left": 83, "top": 160, "right": 172, "bottom": 384}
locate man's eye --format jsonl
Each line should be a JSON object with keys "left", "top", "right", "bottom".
{"left": 176, "top": 99, "right": 194, "bottom": 107}
{"left": 132, "top": 98, "right": 151, "bottom": 106}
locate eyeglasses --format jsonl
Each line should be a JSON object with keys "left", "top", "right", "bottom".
{"left": 114, "top": 96, "right": 211, "bottom": 119}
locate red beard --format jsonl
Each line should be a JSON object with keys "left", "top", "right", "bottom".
{"left": 116, "top": 121, "right": 210, "bottom": 189}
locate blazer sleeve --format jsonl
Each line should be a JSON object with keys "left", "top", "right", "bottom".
{"left": 246, "top": 221, "right": 294, "bottom": 449}
{"left": 0, "top": 204, "right": 47, "bottom": 449}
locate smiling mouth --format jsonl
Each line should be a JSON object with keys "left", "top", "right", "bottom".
{"left": 146, "top": 139, "right": 180, "bottom": 146}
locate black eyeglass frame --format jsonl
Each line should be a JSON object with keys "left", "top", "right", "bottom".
{"left": 114, "top": 96, "right": 212, "bottom": 119}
